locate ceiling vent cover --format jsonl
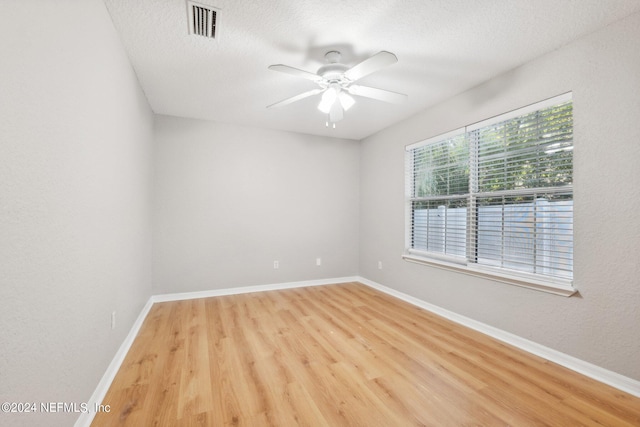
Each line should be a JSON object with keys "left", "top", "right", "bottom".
{"left": 187, "top": 1, "right": 219, "bottom": 39}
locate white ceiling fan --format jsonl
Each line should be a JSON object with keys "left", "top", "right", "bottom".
{"left": 267, "top": 51, "right": 407, "bottom": 127}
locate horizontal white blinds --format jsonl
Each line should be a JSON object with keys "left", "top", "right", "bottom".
{"left": 471, "top": 100, "right": 573, "bottom": 279}
{"left": 411, "top": 133, "right": 469, "bottom": 197}
{"left": 406, "top": 95, "right": 573, "bottom": 282}
{"left": 411, "top": 199, "right": 468, "bottom": 258}
{"left": 408, "top": 133, "right": 468, "bottom": 259}
{"left": 473, "top": 192, "right": 573, "bottom": 279}
{"left": 475, "top": 102, "right": 573, "bottom": 193}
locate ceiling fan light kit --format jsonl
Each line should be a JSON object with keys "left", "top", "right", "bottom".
{"left": 268, "top": 50, "right": 407, "bottom": 127}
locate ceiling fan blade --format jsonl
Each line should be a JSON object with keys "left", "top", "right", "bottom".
{"left": 344, "top": 51, "right": 398, "bottom": 82}
{"left": 348, "top": 84, "right": 407, "bottom": 104}
{"left": 268, "top": 64, "right": 323, "bottom": 82}
{"left": 267, "top": 88, "right": 324, "bottom": 109}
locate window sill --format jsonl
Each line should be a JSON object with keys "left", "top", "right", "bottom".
{"left": 402, "top": 253, "right": 577, "bottom": 297}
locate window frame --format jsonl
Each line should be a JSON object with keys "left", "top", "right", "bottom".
{"left": 403, "top": 93, "right": 576, "bottom": 296}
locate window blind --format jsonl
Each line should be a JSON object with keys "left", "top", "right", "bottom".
{"left": 407, "top": 132, "right": 469, "bottom": 260}
{"left": 406, "top": 94, "right": 573, "bottom": 283}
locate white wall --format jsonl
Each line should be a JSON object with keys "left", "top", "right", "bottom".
{"left": 359, "top": 12, "right": 640, "bottom": 381}
{"left": 0, "top": 1, "right": 153, "bottom": 426}
{"left": 153, "top": 116, "right": 360, "bottom": 293}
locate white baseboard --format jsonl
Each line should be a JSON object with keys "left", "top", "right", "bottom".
{"left": 77, "top": 274, "right": 639, "bottom": 426}
{"left": 151, "top": 276, "right": 360, "bottom": 303}
{"left": 75, "top": 297, "right": 155, "bottom": 427}
{"left": 357, "top": 276, "right": 640, "bottom": 398}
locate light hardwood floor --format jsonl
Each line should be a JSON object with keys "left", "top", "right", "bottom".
{"left": 91, "top": 282, "right": 640, "bottom": 426}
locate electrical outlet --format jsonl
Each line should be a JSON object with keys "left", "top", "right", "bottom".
{"left": 111, "top": 311, "right": 116, "bottom": 330}
{"left": 273, "top": 260, "right": 279, "bottom": 269}
{"left": 378, "top": 261, "right": 383, "bottom": 270}
{"left": 316, "top": 257, "right": 322, "bottom": 266}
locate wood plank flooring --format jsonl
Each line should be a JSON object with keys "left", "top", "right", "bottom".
{"left": 91, "top": 282, "right": 640, "bottom": 426}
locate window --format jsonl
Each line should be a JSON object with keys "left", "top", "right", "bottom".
{"left": 404, "top": 94, "right": 574, "bottom": 295}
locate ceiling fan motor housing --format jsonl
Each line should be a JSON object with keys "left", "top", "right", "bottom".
{"left": 317, "top": 64, "right": 350, "bottom": 85}
{"left": 317, "top": 51, "right": 350, "bottom": 86}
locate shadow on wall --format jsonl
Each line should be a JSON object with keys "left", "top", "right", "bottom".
{"left": 465, "top": 67, "right": 521, "bottom": 109}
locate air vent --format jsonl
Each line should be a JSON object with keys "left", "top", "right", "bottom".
{"left": 187, "top": 1, "right": 219, "bottom": 39}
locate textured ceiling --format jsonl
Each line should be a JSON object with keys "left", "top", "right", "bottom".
{"left": 103, "top": 0, "right": 640, "bottom": 140}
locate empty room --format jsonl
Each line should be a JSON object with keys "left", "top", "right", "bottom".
{"left": 1, "top": 0, "right": 640, "bottom": 426}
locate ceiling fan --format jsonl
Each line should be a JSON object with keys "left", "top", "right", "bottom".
{"left": 267, "top": 50, "right": 407, "bottom": 127}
